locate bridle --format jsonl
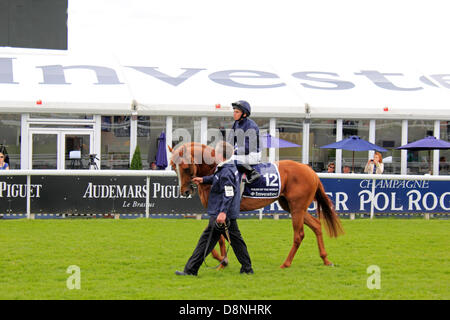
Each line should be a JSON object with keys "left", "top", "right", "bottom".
{"left": 175, "top": 163, "right": 198, "bottom": 196}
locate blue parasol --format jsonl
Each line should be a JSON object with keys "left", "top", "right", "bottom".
{"left": 261, "top": 133, "right": 301, "bottom": 148}
{"left": 156, "top": 131, "right": 168, "bottom": 169}
{"left": 396, "top": 136, "right": 450, "bottom": 173}
{"left": 396, "top": 136, "right": 450, "bottom": 151}
{"left": 320, "top": 135, "right": 387, "bottom": 172}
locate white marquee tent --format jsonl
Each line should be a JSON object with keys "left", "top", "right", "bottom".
{"left": 1, "top": 0, "right": 449, "bottom": 120}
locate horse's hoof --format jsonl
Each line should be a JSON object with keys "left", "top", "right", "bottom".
{"left": 221, "top": 257, "right": 229, "bottom": 267}
{"left": 325, "top": 263, "right": 335, "bottom": 267}
{"left": 280, "top": 264, "right": 290, "bottom": 269}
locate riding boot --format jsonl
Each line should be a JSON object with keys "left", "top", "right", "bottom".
{"left": 237, "top": 163, "right": 261, "bottom": 184}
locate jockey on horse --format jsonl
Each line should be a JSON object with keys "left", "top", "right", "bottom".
{"left": 229, "top": 100, "right": 261, "bottom": 184}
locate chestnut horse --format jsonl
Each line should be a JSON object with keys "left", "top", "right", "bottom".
{"left": 170, "top": 142, "right": 344, "bottom": 268}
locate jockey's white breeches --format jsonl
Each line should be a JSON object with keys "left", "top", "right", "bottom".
{"left": 231, "top": 152, "right": 262, "bottom": 165}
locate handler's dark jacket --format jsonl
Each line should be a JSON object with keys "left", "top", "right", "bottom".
{"left": 227, "top": 117, "right": 261, "bottom": 155}
{"left": 202, "top": 160, "right": 241, "bottom": 219}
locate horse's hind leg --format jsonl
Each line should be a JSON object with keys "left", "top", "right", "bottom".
{"left": 304, "top": 213, "right": 333, "bottom": 266}
{"left": 280, "top": 211, "right": 305, "bottom": 269}
{"left": 279, "top": 197, "right": 332, "bottom": 267}
{"left": 278, "top": 197, "right": 305, "bottom": 268}
{"left": 210, "top": 235, "right": 228, "bottom": 269}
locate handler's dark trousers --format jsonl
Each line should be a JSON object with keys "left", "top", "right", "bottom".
{"left": 183, "top": 217, "right": 252, "bottom": 275}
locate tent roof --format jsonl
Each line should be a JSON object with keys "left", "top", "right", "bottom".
{"left": 0, "top": 0, "right": 449, "bottom": 120}
{"left": 1, "top": 52, "right": 448, "bottom": 119}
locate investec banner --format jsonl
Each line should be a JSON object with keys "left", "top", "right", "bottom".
{"left": 0, "top": 176, "right": 448, "bottom": 215}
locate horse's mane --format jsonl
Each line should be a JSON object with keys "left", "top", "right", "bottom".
{"left": 170, "top": 142, "right": 217, "bottom": 176}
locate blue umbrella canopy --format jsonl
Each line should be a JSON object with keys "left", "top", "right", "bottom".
{"left": 396, "top": 136, "right": 450, "bottom": 173}
{"left": 396, "top": 136, "right": 450, "bottom": 150}
{"left": 320, "top": 135, "right": 387, "bottom": 152}
{"left": 261, "top": 133, "right": 301, "bottom": 148}
{"left": 155, "top": 131, "right": 168, "bottom": 169}
{"left": 320, "top": 136, "right": 387, "bottom": 172}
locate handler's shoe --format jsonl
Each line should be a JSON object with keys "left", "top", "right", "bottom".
{"left": 175, "top": 270, "right": 196, "bottom": 276}
{"left": 240, "top": 268, "right": 254, "bottom": 275}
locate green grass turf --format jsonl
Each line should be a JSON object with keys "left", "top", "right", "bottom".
{"left": 0, "top": 218, "right": 448, "bottom": 300}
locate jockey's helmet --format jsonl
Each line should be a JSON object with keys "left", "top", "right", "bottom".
{"left": 232, "top": 100, "right": 251, "bottom": 117}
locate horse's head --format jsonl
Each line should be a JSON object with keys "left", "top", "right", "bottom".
{"left": 169, "top": 142, "right": 217, "bottom": 198}
{"left": 169, "top": 144, "right": 197, "bottom": 197}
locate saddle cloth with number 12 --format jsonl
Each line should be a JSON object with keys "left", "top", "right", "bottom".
{"left": 242, "top": 163, "right": 281, "bottom": 199}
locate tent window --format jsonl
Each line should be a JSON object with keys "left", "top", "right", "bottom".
{"left": 172, "top": 116, "right": 202, "bottom": 150}
{"left": 440, "top": 121, "right": 450, "bottom": 175}
{"left": 375, "top": 120, "right": 402, "bottom": 174}
{"left": 136, "top": 116, "right": 165, "bottom": 170}
{"left": 101, "top": 116, "right": 130, "bottom": 169}
{"left": 407, "top": 120, "right": 435, "bottom": 175}
{"left": 276, "top": 119, "right": 303, "bottom": 163}
{"left": 0, "top": 114, "right": 21, "bottom": 169}
{"left": 341, "top": 119, "right": 370, "bottom": 172}
{"left": 310, "top": 120, "right": 336, "bottom": 173}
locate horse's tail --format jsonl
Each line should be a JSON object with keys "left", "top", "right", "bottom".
{"left": 315, "top": 180, "right": 344, "bottom": 238}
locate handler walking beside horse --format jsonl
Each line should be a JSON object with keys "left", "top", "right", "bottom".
{"left": 175, "top": 141, "right": 254, "bottom": 276}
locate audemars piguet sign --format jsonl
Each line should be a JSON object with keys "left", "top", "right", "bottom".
{"left": 0, "top": 176, "right": 205, "bottom": 215}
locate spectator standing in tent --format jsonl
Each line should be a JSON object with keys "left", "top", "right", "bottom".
{"left": 364, "top": 152, "right": 384, "bottom": 174}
